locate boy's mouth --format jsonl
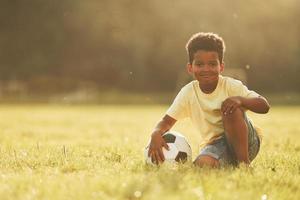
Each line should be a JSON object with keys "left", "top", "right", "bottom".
{"left": 198, "top": 74, "right": 218, "bottom": 81}
{"left": 201, "top": 75, "right": 212, "bottom": 77}
{"left": 200, "top": 74, "right": 216, "bottom": 77}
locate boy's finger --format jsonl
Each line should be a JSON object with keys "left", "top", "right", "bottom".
{"left": 221, "top": 101, "right": 230, "bottom": 113}
{"left": 155, "top": 151, "right": 163, "bottom": 163}
{"left": 222, "top": 105, "right": 229, "bottom": 115}
{"left": 230, "top": 104, "right": 238, "bottom": 113}
{"left": 225, "top": 104, "right": 234, "bottom": 115}
{"left": 163, "top": 141, "right": 169, "bottom": 150}
{"left": 153, "top": 152, "right": 160, "bottom": 165}
{"left": 227, "top": 104, "right": 234, "bottom": 114}
{"left": 158, "top": 148, "right": 165, "bottom": 161}
{"left": 150, "top": 152, "right": 156, "bottom": 163}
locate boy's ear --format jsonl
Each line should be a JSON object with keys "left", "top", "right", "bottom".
{"left": 220, "top": 62, "right": 225, "bottom": 72}
{"left": 186, "top": 63, "right": 193, "bottom": 74}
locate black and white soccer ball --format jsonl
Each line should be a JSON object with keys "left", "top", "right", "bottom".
{"left": 144, "top": 131, "right": 192, "bottom": 164}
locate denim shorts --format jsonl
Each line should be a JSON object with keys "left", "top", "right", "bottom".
{"left": 195, "top": 116, "right": 260, "bottom": 166}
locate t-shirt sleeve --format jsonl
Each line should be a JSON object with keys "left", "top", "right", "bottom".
{"left": 228, "top": 79, "right": 260, "bottom": 98}
{"left": 166, "top": 87, "right": 189, "bottom": 120}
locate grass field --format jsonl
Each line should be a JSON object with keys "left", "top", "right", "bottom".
{"left": 0, "top": 104, "right": 299, "bottom": 200}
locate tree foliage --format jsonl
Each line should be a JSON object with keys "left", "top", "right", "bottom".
{"left": 0, "top": 0, "right": 299, "bottom": 92}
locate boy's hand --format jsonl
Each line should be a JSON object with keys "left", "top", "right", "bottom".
{"left": 221, "top": 96, "right": 243, "bottom": 115}
{"left": 148, "top": 131, "right": 169, "bottom": 164}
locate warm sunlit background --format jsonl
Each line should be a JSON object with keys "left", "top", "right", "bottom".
{"left": 0, "top": 2, "right": 299, "bottom": 199}
{"left": 1, "top": 0, "right": 299, "bottom": 104}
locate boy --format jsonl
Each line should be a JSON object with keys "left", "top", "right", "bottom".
{"left": 148, "top": 32, "right": 270, "bottom": 167}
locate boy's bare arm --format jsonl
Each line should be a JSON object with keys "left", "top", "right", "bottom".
{"left": 148, "top": 115, "right": 177, "bottom": 164}
{"left": 221, "top": 96, "right": 270, "bottom": 115}
{"left": 152, "top": 115, "right": 177, "bottom": 136}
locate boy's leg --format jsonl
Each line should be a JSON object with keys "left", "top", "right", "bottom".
{"left": 193, "top": 138, "right": 228, "bottom": 168}
{"left": 222, "top": 107, "right": 250, "bottom": 164}
{"left": 194, "top": 155, "right": 220, "bottom": 168}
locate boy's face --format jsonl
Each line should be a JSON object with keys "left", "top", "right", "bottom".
{"left": 187, "top": 50, "right": 224, "bottom": 85}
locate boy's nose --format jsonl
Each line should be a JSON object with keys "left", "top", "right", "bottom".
{"left": 203, "top": 64, "right": 212, "bottom": 71}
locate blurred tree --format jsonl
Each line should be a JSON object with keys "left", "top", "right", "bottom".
{"left": 0, "top": 0, "right": 63, "bottom": 81}
{"left": 0, "top": 0, "right": 299, "bottom": 93}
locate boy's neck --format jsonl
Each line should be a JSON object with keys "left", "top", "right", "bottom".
{"left": 199, "top": 80, "right": 219, "bottom": 94}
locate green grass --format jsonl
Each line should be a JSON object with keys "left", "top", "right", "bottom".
{"left": 0, "top": 104, "right": 299, "bottom": 200}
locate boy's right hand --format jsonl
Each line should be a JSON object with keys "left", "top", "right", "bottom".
{"left": 148, "top": 131, "right": 169, "bottom": 164}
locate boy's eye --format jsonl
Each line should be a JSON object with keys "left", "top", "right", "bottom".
{"left": 209, "top": 62, "right": 218, "bottom": 66}
{"left": 195, "top": 63, "right": 204, "bottom": 67}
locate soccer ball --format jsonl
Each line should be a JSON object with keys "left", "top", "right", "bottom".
{"left": 144, "top": 131, "right": 192, "bottom": 164}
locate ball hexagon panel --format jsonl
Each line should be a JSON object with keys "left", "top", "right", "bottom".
{"left": 162, "top": 133, "right": 176, "bottom": 143}
{"left": 175, "top": 151, "right": 188, "bottom": 162}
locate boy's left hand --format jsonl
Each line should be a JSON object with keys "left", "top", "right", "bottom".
{"left": 221, "top": 96, "right": 243, "bottom": 115}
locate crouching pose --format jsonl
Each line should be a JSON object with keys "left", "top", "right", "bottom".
{"left": 148, "top": 32, "right": 270, "bottom": 167}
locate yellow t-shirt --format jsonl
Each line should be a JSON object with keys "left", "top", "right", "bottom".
{"left": 166, "top": 75, "right": 260, "bottom": 146}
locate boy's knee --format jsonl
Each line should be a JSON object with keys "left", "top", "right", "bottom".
{"left": 194, "top": 155, "right": 220, "bottom": 168}
{"left": 222, "top": 107, "right": 244, "bottom": 122}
